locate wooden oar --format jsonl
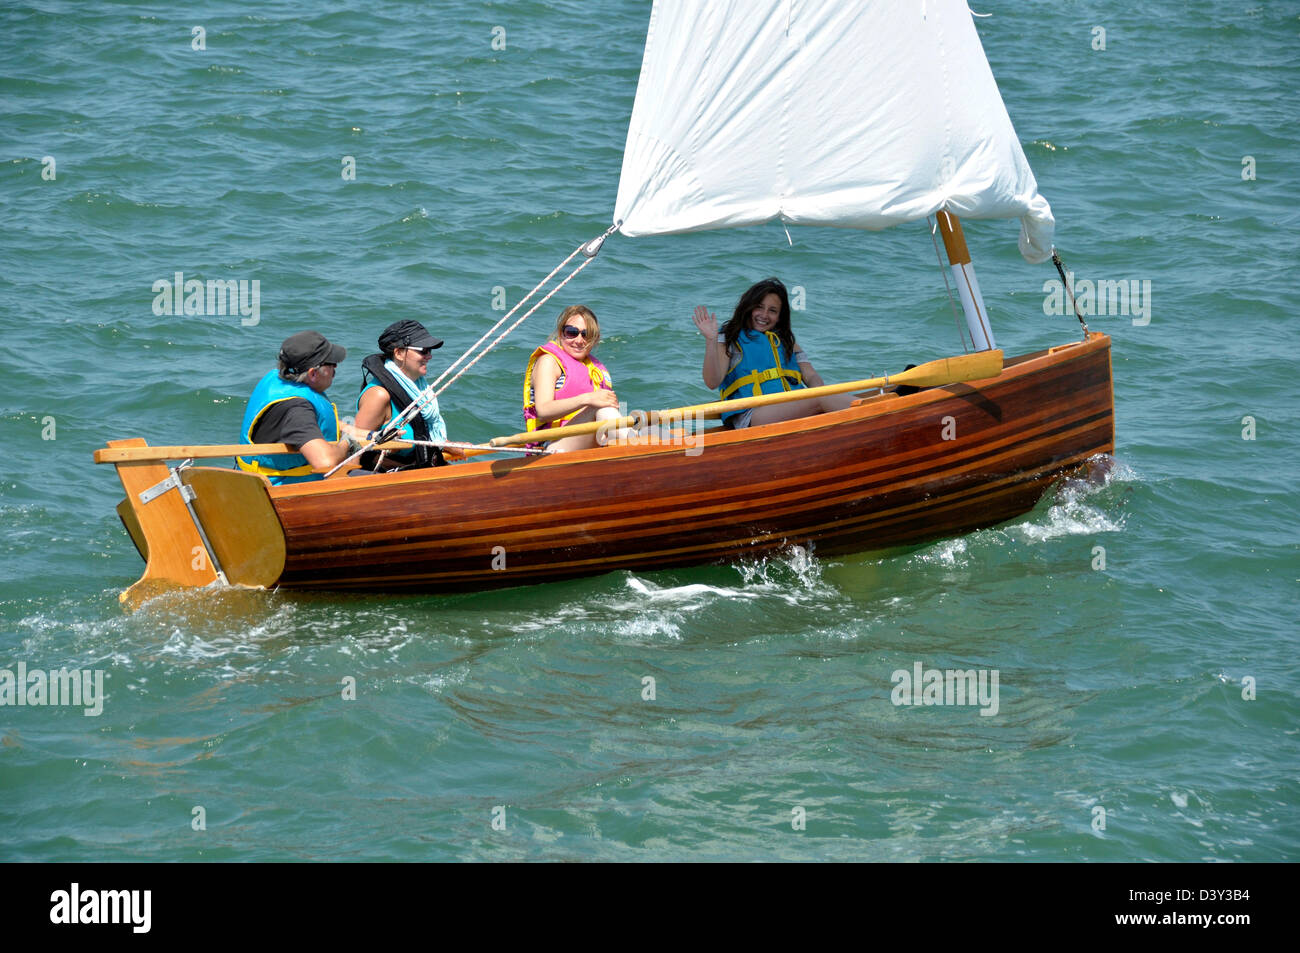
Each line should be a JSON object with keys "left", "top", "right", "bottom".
{"left": 92, "top": 439, "right": 541, "bottom": 464}
{"left": 489, "top": 350, "right": 1003, "bottom": 448}
{"left": 94, "top": 442, "right": 383, "bottom": 463}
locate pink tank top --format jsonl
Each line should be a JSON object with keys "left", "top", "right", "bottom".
{"left": 524, "top": 341, "right": 613, "bottom": 432}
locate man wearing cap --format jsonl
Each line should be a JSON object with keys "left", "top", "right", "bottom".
{"left": 354, "top": 319, "right": 453, "bottom": 470}
{"left": 236, "top": 330, "right": 367, "bottom": 485}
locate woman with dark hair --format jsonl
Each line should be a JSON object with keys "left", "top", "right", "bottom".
{"left": 354, "top": 319, "right": 453, "bottom": 470}
{"left": 693, "top": 278, "right": 854, "bottom": 428}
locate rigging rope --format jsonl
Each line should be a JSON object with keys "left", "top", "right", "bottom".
{"left": 433, "top": 245, "right": 603, "bottom": 397}
{"left": 323, "top": 223, "right": 618, "bottom": 477}
{"left": 426, "top": 225, "right": 614, "bottom": 394}
{"left": 402, "top": 438, "right": 551, "bottom": 455}
{"left": 1050, "top": 249, "right": 1090, "bottom": 339}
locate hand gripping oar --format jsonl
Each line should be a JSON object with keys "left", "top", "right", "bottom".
{"left": 489, "top": 350, "right": 1003, "bottom": 448}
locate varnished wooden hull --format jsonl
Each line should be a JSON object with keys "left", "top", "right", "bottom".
{"left": 268, "top": 335, "right": 1114, "bottom": 592}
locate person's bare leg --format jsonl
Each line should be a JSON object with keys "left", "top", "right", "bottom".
{"left": 749, "top": 397, "right": 823, "bottom": 426}
{"left": 749, "top": 392, "right": 855, "bottom": 427}
{"left": 818, "top": 392, "right": 856, "bottom": 413}
{"left": 593, "top": 406, "right": 632, "bottom": 447}
{"left": 546, "top": 406, "right": 598, "bottom": 452}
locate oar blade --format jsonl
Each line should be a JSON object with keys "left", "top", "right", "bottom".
{"left": 894, "top": 350, "right": 1003, "bottom": 388}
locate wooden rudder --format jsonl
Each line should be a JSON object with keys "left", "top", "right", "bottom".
{"left": 107, "top": 438, "right": 218, "bottom": 608}
{"left": 104, "top": 439, "right": 287, "bottom": 609}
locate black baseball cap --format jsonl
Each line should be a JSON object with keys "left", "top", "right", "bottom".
{"left": 279, "top": 331, "right": 347, "bottom": 373}
{"left": 378, "top": 319, "right": 443, "bottom": 353}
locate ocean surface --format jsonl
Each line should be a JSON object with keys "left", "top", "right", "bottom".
{"left": 1, "top": 1, "right": 1296, "bottom": 862}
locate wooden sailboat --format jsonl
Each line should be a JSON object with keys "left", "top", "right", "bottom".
{"left": 95, "top": 0, "right": 1113, "bottom": 607}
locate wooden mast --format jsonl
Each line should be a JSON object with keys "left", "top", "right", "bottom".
{"left": 936, "top": 211, "right": 995, "bottom": 351}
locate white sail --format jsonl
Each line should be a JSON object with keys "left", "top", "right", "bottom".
{"left": 614, "top": 0, "right": 1054, "bottom": 262}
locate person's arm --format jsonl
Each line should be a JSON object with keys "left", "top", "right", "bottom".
{"left": 693, "top": 307, "right": 729, "bottom": 390}
{"left": 532, "top": 353, "right": 618, "bottom": 424}
{"left": 797, "top": 362, "right": 826, "bottom": 388}
{"left": 355, "top": 385, "right": 393, "bottom": 433}
{"left": 298, "top": 436, "right": 354, "bottom": 472}
{"left": 790, "top": 341, "right": 826, "bottom": 387}
{"left": 260, "top": 400, "right": 365, "bottom": 472}
{"left": 302, "top": 422, "right": 369, "bottom": 472}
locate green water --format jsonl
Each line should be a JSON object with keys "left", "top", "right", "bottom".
{"left": 0, "top": 1, "right": 1296, "bottom": 861}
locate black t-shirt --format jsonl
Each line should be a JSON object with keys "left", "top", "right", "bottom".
{"left": 250, "top": 398, "right": 326, "bottom": 448}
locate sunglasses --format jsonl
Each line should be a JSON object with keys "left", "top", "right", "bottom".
{"left": 403, "top": 346, "right": 434, "bottom": 357}
{"left": 561, "top": 325, "right": 590, "bottom": 340}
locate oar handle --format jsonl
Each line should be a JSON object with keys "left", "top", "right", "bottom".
{"left": 489, "top": 351, "right": 1002, "bottom": 448}
{"left": 93, "top": 438, "right": 551, "bottom": 464}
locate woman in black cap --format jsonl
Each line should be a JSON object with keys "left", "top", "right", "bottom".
{"left": 354, "top": 319, "right": 453, "bottom": 470}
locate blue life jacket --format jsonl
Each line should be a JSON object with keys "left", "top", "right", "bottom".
{"left": 236, "top": 370, "right": 339, "bottom": 485}
{"left": 718, "top": 329, "right": 804, "bottom": 424}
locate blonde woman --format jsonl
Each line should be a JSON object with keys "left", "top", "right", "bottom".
{"left": 523, "top": 305, "right": 622, "bottom": 451}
